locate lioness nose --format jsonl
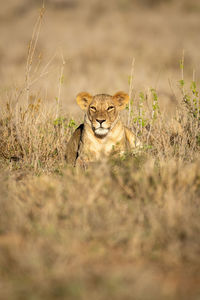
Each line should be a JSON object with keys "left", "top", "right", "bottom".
{"left": 96, "top": 119, "right": 106, "bottom": 125}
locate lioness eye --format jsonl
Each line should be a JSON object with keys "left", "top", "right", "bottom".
{"left": 90, "top": 106, "right": 96, "bottom": 112}
{"left": 107, "top": 106, "right": 114, "bottom": 111}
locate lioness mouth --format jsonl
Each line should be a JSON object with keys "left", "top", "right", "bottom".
{"left": 94, "top": 127, "right": 109, "bottom": 137}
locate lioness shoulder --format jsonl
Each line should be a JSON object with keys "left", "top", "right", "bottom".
{"left": 65, "top": 91, "right": 141, "bottom": 166}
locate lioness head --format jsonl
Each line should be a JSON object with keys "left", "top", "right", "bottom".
{"left": 76, "top": 92, "right": 129, "bottom": 138}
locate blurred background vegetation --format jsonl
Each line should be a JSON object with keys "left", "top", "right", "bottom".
{"left": 0, "top": 0, "right": 200, "bottom": 115}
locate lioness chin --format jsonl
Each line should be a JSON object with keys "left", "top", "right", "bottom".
{"left": 65, "top": 91, "right": 141, "bottom": 166}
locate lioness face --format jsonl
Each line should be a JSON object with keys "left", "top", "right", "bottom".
{"left": 76, "top": 92, "right": 129, "bottom": 137}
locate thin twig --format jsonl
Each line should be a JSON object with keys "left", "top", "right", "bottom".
{"left": 56, "top": 50, "right": 66, "bottom": 119}
{"left": 128, "top": 57, "right": 135, "bottom": 126}
{"left": 25, "top": 7, "right": 45, "bottom": 104}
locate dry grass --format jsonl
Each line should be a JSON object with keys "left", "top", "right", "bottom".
{"left": 0, "top": 1, "right": 200, "bottom": 299}
{"left": 0, "top": 78, "right": 200, "bottom": 299}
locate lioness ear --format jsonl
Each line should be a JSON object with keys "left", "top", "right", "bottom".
{"left": 76, "top": 92, "right": 93, "bottom": 111}
{"left": 113, "top": 91, "right": 129, "bottom": 110}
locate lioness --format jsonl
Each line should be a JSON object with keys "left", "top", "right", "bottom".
{"left": 65, "top": 91, "right": 140, "bottom": 166}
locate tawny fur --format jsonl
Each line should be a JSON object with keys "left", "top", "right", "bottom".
{"left": 65, "top": 92, "right": 140, "bottom": 166}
